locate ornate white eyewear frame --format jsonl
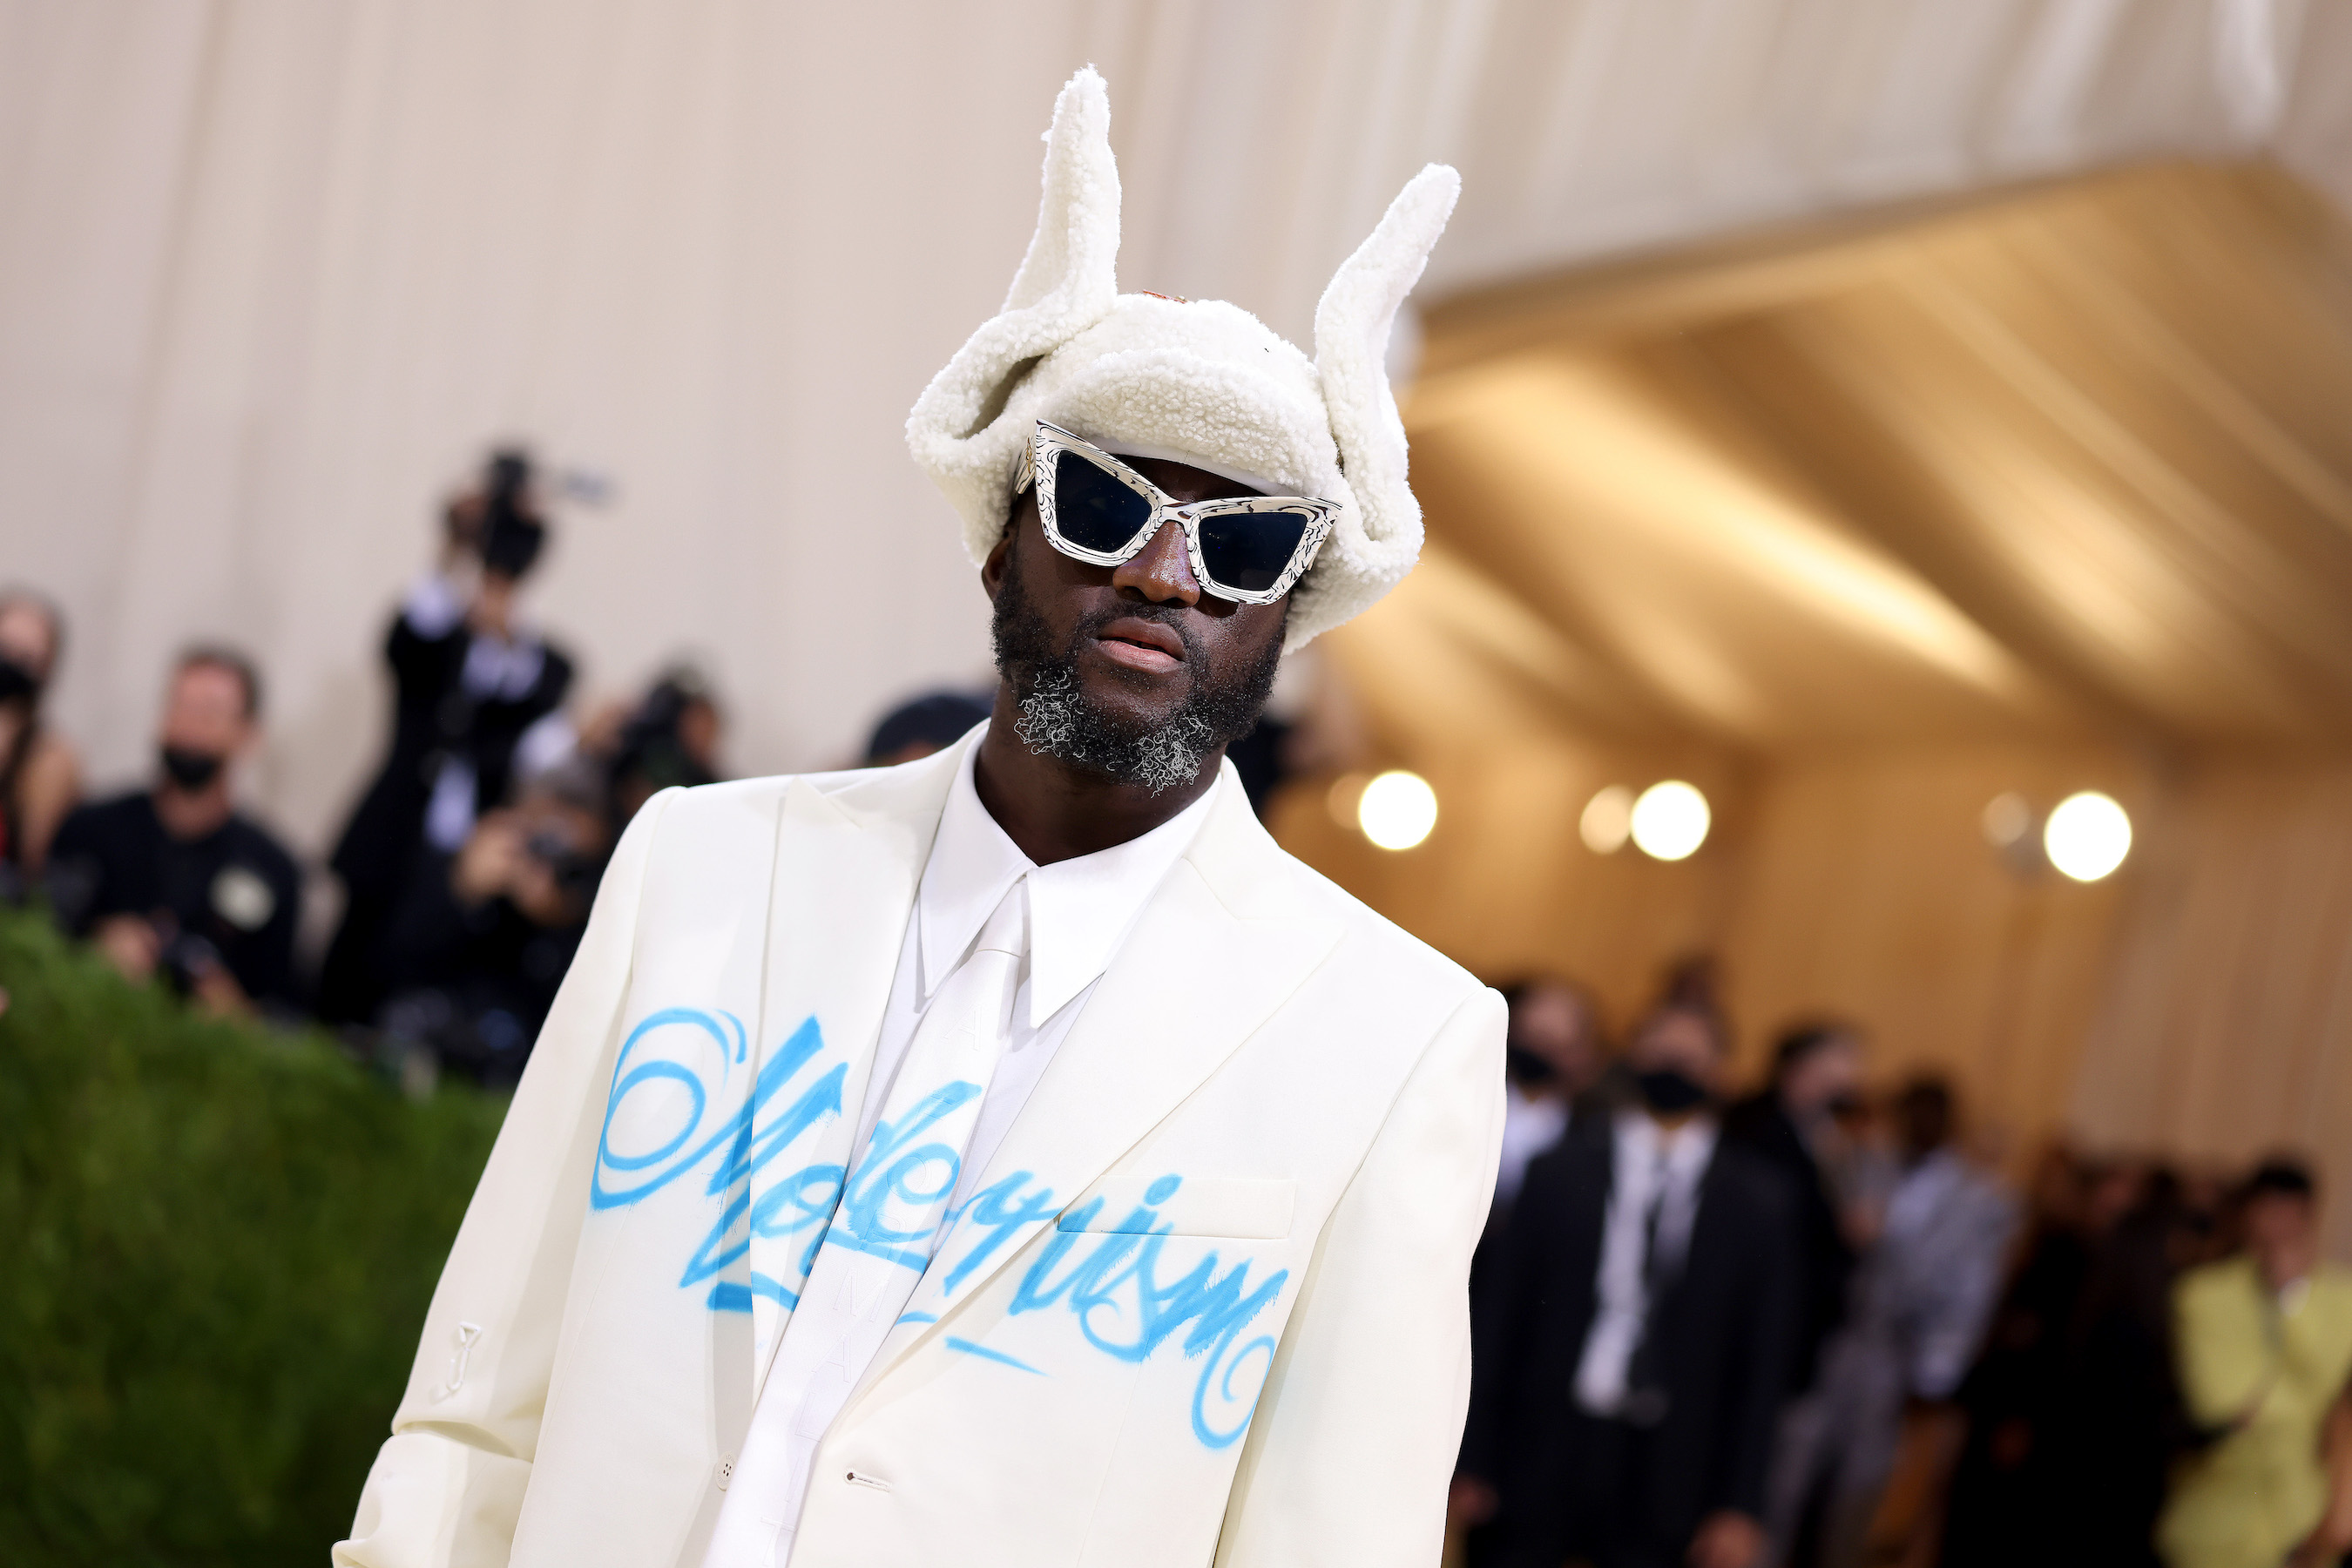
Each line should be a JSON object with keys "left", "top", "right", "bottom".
{"left": 1013, "top": 420, "right": 1338, "bottom": 605}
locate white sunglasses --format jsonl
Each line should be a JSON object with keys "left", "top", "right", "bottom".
{"left": 1013, "top": 421, "right": 1339, "bottom": 605}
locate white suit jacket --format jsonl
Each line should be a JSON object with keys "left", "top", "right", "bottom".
{"left": 337, "top": 735, "right": 1506, "bottom": 1568}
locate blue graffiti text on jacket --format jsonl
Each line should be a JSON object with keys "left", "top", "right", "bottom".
{"left": 941, "top": 1173, "right": 1292, "bottom": 1450}
{"left": 591, "top": 1008, "right": 851, "bottom": 1311}
{"left": 591, "top": 1012, "right": 1288, "bottom": 1448}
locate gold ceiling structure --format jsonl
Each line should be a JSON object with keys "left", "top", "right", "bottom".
{"left": 1340, "top": 160, "right": 2352, "bottom": 754}
{"left": 1286, "top": 163, "right": 2352, "bottom": 1253}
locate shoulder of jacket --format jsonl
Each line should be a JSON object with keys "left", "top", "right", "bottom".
{"left": 2177, "top": 1255, "right": 2259, "bottom": 1306}
{"left": 1251, "top": 841, "right": 1489, "bottom": 1009}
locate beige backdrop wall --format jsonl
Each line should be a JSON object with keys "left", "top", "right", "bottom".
{"left": 5, "top": 0, "right": 2347, "bottom": 856}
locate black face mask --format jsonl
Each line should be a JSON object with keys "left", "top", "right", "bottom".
{"left": 0, "top": 656, "right": 40, "bottom": 705}
{"left": 1636, "top": 1067, "right": 1711, "bottom": 1116}
{"left": 159, "top": 745, "right": 226, "bottom": 793}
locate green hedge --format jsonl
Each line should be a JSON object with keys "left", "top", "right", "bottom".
{"left": 0, "top": 910, "right": 507, "bottom": 1565}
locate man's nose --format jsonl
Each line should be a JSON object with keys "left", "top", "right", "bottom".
{"left": 1111, "top": 523, "right": 1200, "bottom": 608}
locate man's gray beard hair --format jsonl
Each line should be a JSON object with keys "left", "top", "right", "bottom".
{"left": 1013, "top": 664, "right": 1218, "bottom": 794}
{"left": 993, "top": 544, "right": 1283, "bottom": 795}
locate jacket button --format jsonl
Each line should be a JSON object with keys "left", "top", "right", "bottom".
{"left": 716, "top": 1454, "right": 735, "bottom": 1490}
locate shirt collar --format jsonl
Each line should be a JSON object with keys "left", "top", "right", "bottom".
{"left": 916, "top": 737, "right": 1220, "bottom": 1027}
{"left": 1614, "top": 1109, "right": 1719, "bottom": 1182}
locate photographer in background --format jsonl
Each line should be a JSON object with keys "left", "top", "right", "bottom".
{"left": 583, "top": 665, "right": 724, "bottom": 829}
{"left": 320, "top": 449, "right": 576, "bottom": 1024}
{"left": 46, "top": 647, "right": 300, "bottom": 1017}
{"left": 0, "top": 586, "right": 81, "bottom": 883}
{"left": 369, "top": 757, "right": 612, "bottom": 1087}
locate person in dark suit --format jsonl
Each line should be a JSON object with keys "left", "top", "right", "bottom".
{"left": 1723, "top": 1022, "right": 1865, "bottom": 1396}
{"left": 1458, "top": 1001, "right": 1801, "bottom": 1568}
{"left": 319, "top": 450, "right": 575, "bottom": 1024}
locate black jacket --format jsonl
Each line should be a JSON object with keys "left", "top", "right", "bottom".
{"left": 320, "top": 610, "right": 571, "bottom": 1024}
{"left": 330, "top": 614, "right": 572, "bottom": 899}
{"left": 1463, "top": 1127, "right": 1801, "bottom": 1544}
{"left": 1722, "top": 1092, "right": 1853, "bottom": 1391}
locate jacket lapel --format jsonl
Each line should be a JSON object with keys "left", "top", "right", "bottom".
{"left": 740, "top": 747, "right": 962, "bottom": 1396}
{"left": 860, "top": 771, "right": 1342, "bottom": 1386}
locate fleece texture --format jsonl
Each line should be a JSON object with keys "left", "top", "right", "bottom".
{"left": 905, "top": 66, "right": 1459, "bottom": 650}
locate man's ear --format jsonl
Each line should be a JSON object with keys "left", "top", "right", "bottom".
{"left": 982, "top": 525, "right": 1015, "bottom": 602}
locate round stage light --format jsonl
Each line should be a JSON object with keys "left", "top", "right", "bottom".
{"left": 1631, "top": 781, "right": 1710, "bottom": 862}
{"left": 1580, "top": 786, "right": 1633, "bottom": 855}
{"left": 1358, "top": 769, "right": 1438, "bottom": 851}
{"left": 2044, "top": 791, "right": 2131, "bottom": 882}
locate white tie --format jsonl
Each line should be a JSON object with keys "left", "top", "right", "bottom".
{"left": 703, "top": 884, "right": 1027, "bottom": 1568}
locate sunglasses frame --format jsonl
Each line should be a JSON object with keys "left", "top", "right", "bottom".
{"left": 1014, "top": 420, "right": 1339, "bottom": 605}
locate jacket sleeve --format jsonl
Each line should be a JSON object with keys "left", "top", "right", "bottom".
{"left": 334, "top": 789, "right": 675, "bottom": 1568}
{"left": 1213, "top": 984, "right": 1507, "bottom": 1568}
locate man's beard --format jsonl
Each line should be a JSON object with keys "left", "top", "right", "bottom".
{"left": 991, "top": 546, "right": 1283, "bottom": 795}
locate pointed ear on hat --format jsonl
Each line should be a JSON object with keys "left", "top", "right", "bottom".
{"left": 1309, "top": 164, "right": 1460, "bottom": 587}
{"left": 909, "top": 68, "right": 1121, "bottom": 463}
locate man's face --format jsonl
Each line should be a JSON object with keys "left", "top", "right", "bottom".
{"left": 983, "top": 454, "right": 1290, "bottom": 793}
{"left": 2244, "top": 1191, "right": 2315, "bottom": 1261}
{"left": 1511, "top": 985, "right": 1598, "bottom": 1089}
{"left": 1784, "top": 1037, "right": 1862, "bottom": 1116}
{"left": 0, "top": 602, "right": 57, "bottom": 682}
{"left": 160, "top": 664, "right": 253, "bottom": 762}
{"left": 1627, "top": 1008, "right": 1723, "bottom": 1096}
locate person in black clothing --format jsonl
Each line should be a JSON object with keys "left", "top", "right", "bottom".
{"left": 0, "top": 586, "right": 81, "bottom": 885}
{"left": 1460, "top": 1001, "right": 1801, "bottom": 1568}
{"left": 1723, "top": 1021, "right": 1866, "bottom": 1396}
{"left": 369, "top": 758, "right": 612, "bottom": 1087}
{"left": 320, "top": 449, "right": 575, "bottom": 1024}
{"left": 46, "top": 646, "right": 301, "bottom": 1015}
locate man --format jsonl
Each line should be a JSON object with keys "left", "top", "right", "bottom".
{"left": 2159, "top": 1159, "right": 2352, "bottom": 1568}
{"left": 321, "top": 447, "right": 575, "bottom": 1024}
{"left": 1725, "top": 1022, "right": 1866, "bottom": 1395}
{"left": 339, "top": 70, "right": 1498, "bottom": 1568}
{"left": 0, "top": 585, "right": 80, "bottom": 880}
{"left": 1460, "top": 1002, "right": 1799, "bottom": 1568}
{"left": 1492, "top": 976, "right": 1612, "bottom": 1212}
{"left": 372, "top": 760, "right": 614, "bottom": 1087}
{"left": 1766, "top": 1077, "right": 2015, "bottom": 1568}
{"left": 47, "top": 646, "right": 301, "bottom": 1016}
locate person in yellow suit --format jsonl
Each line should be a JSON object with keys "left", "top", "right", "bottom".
{"left": 2161, "top": 1159, "right": 2352, "bottom": 1568}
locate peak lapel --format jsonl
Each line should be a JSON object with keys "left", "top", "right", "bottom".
{"left": 740, "top": 748, "right": 962, "bottom": 1396}
{"left": 863, "top": 774, "right": 1342, "bottom": 1385}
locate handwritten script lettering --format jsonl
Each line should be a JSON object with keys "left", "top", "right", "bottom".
{"left": 591, "top": 1009, "right": 1289, "bottom": 1447}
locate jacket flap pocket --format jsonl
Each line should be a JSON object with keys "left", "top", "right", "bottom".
{"left": 1058, "top": 1175, "right": 1295, "bottom": 1240}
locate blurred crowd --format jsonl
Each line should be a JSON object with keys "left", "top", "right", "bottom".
{"left": 5, "top": 451, "right": 2347, "bottom": 1567}
{"left": 1450, "top": 971, "right": 2352, "bottom": 1568}
{"left": 0, "top": 449, "right": 985, "bottom": 1088}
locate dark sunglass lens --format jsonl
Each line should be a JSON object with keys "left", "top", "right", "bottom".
{"left": 1051, "top": 450, "right": 1153, "bottom": 554}
{"left": 1198, "top": 510, "right": 1312, "bottom": 595}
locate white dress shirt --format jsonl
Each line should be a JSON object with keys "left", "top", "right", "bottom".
{"left": 709, "top": 738, "right": 1216, "bottom": 1565}
{"left": 1574, "top": 1110, "right": 1719, "bottom": 1416}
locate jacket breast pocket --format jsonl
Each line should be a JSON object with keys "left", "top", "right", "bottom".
{"left": 1059, "top": 1174, "right": 1296, "bottom": 1240}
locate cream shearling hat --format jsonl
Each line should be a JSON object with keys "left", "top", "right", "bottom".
{"left": 906, "top": 67, "right": 1459, "bottom": 650}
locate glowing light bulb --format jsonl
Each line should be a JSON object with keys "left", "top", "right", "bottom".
{"left": 1630, "top": 781, "right": 1709, "bottom": 862}
{"left": 1581, "top": 786, "right": 1633, "bottom": 854}
{"left": 1358, "top": 770, "right": 1437, "bottom": 851}
{"left": 2044, "top": 791, "right": 2130, "bottom": 882}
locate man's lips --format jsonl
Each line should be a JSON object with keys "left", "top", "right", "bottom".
{"left": 1094, "top": 616, "right": 1186, "bottom": 672}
